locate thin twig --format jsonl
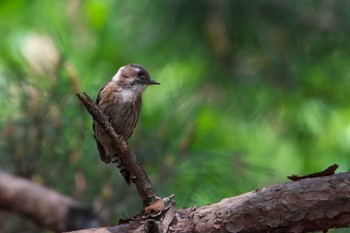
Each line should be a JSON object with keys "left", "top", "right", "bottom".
{"left": 287, "top": 164, "right": 339, "bottom": 181}
{"left": 76, "top": 92, "right": 157, "bottom": 206}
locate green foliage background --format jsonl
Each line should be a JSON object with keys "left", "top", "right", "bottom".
{"left": 1, "top": 0, "right": 350, "bottom": 232}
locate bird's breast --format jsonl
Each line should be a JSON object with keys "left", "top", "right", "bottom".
{"left": 117, "top": 85, "right": 146, "bottom": 103}
{"left": 99, "top": 93, "right": 141, "bottom": 139}
{"left": 118, "top": 89, "right": 136, "bottom": 103}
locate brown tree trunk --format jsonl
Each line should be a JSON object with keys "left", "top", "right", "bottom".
{"left": 0, "top": 169, "right": 101, "bottom": 232}
{"left": 68, "top": 172, "right": 350, "bottom": 233}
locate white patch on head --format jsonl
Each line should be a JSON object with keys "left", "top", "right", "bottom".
{"left": 131, "top": 66, "right": 141, "bottom": 73}
{"left": 112, "top": 66, "right": 125, "bottom": 81}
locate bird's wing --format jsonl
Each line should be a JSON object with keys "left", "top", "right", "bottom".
{"left": 93, "top": 85, "right": 112, "bottom": 163}
{"left": 92, "top": 120, "right": 111, "bottom": 164}
{"left": 95, "top": 83, "right": 107, "bottom": 105}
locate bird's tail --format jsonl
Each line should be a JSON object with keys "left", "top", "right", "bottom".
{"left": 112, "top": 156, "right": 131, "bottom": 185}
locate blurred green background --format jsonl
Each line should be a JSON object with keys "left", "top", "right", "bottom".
{"left": 1, "top": 0, "right": 350, "bottom": 232}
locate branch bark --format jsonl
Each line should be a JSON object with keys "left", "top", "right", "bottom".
{"left": 68, "top": 172, "right": 350, "bottom": 233}
{"left": 0, "top": 169, "right": 101, "bottom": 232}
{"left": 76, "top": 92, "right": 157, "bottom": 206}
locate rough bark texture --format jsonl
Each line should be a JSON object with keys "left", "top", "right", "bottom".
{"left": 68, "top": 172, "right": 350, "bottom": 233}
{"left": 0, "top": 169, "right": 101, "bottom": 232}
{"left": 76, "top": 92, "right": 157, "bottom": 206}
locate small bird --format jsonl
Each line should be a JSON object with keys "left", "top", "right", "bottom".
{"left": 93, "top": 64, "right": 160, "bottom": 184}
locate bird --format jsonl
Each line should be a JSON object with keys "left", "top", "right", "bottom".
{"left": 92, "top": 64, "right": 160, "bottom": 184}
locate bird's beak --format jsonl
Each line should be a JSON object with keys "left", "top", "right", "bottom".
{"left": 148, "top": 79, "right": 160, "bottom": 85}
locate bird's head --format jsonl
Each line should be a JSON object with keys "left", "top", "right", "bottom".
{"left": 112, "top": 64, "right": 160, "bottom": 92}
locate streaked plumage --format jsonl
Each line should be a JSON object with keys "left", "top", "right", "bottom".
{"left": 93, "top": 64, "right": 160, "bottom": 184}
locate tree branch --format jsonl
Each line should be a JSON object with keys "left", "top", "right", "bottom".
{"left": 76, "top": 92, "right": 157, "bottom": 206}
{"left": 67, "top": 172, "right": 350, "bottom": 233}
{"left": 0, "top": 169, "right": 101, "bottom": 232}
